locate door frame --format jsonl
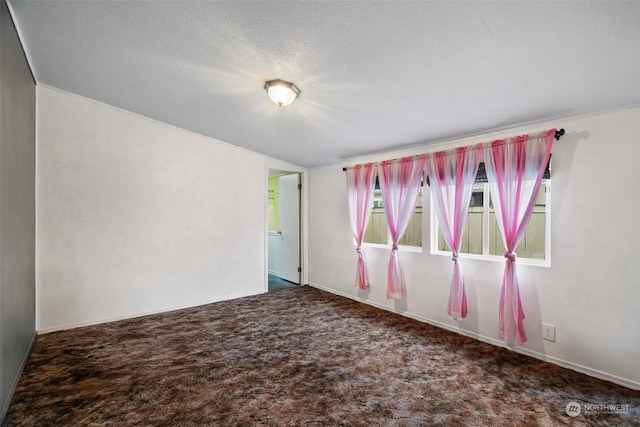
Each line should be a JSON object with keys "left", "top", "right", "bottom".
{"left": 265, "top": 164, "right": 307, "bottom": 292}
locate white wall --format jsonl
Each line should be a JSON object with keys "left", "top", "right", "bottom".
{"left": 0, "top": 2, "right": 36, "bottom": 421}
{"left": 308, "top": 106, "right": 640, "bottom": 389}
{"left": 36, "top": 86, "right": 304, "bottom": 332}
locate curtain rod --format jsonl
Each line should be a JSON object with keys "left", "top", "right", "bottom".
{"left": 342, "top": 128, "right": 565, "bottom": 171}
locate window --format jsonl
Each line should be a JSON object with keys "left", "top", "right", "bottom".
{"left": 364, "top": 184, "right": 387, "bottom": 245}
{"left": 434, "top": 183, "right": 485, "bottom": 255}
{"left": 364, "top": 178, "right": 423, "bottom": 248}
{"left": 432, "top": 163, "right": 550, "bottom": 265}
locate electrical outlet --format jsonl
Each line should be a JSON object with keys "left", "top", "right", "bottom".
{"left": 542, "top": 323, "right": 556, "bottom": 342}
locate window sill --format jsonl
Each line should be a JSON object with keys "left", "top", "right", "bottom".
{"left": 362, "top": 243, "right": 423, "bottom": 254}
{"left": 431, "top": 250, "right": 550, "bottom": 268}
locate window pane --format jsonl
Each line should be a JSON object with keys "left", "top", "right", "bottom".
{"left": 436, "top": 184, "right": 483, "bottom": 255}
{"left": 465, "top": 203, "right": 483, "bottom": 255}
{"left": 399, "top": 187, "right": 422, "bottom": 247}
{"left": 364, "top": 187, "right": 423, "bottom": 247}
{"left": 489, "top": 181, "right": 547, "bottom": 259}
{"left": 364, "top": 189, "right": 387, "bottom": 244}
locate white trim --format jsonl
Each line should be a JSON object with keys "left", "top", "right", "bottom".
{"left": 361, "top": 242, "right": 389, "bottom": 250}
{"left": 37, "top": 290, "right": 264, "bottom": 334}
{"left": 544, "top": 180, "right": 552, "bottom": 267}
{"left": 0, "top": 332, "right": 36, "bottom": 423}
{"left": 431, "top": 249, "right": 550, "bottom": 268}
{"left": 481, "top": 183, "right": 490, "bottom": 256}
{"left": 361, "top": 242, "right": 423, "bottom": 254}
{"left": 307, "top": 282, "right": 640, "bottom": 391}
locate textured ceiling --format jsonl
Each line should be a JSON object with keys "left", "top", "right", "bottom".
{"left": 8, "top": 1, "right": 640, "bottom": 167}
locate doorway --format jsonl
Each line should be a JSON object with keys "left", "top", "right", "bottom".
{"left": 267, "top": 170, "right": 301, "bottom": 291}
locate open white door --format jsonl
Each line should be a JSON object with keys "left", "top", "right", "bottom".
{"left": 278, "top": 173, "right": 300, "bottom": 284}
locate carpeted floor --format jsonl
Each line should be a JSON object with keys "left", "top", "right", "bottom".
{"left": 4, "top": 286, "right": 639, "bottom": 426}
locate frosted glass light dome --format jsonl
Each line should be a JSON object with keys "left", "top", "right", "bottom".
{"left": 264, "top": 79, "right": 300, "bottom": 107}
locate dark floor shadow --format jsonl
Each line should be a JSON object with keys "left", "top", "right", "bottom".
{"left": 268, "top": 274, "right": 298, "bottom": 292}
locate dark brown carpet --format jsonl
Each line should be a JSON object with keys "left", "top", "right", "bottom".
{"left": 4, "top": 286, "right": 639, "bottom": 426}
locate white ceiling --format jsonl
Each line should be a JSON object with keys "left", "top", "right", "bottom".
{"left": 8, "top": 1, "right": 640, "bottom": 167}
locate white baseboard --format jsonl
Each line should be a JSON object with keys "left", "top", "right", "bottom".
{"left": 37, "top": 289, "right": 265, "bottom": 334}
{"left": 307, "top": 282, "right": 639, "bottom": 391}
{"left": 1, "top": 331, "right": 36, "bottom": 424}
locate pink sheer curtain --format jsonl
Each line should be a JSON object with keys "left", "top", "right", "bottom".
{"left": 484, "top": 130, "right": 555, "bottom": 345}
{"left": 426, "top": 147, "right": 480, "bottom": 320}
{"left": 378, "top": 156, "right": 426, "bottom": 299}
{"left": 346, "top": 163, "right": 377, "bottom": 290}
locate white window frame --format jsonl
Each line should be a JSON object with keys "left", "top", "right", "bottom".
{"left": 430, "top": 181, "right": 551, "bottom": 267}
{"left": 362, "top": 187, "right": 424, "bottom": 253}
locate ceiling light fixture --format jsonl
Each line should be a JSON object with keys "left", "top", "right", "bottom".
{"left": 264, "top": 79, "right": 300, "bottom": 107}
